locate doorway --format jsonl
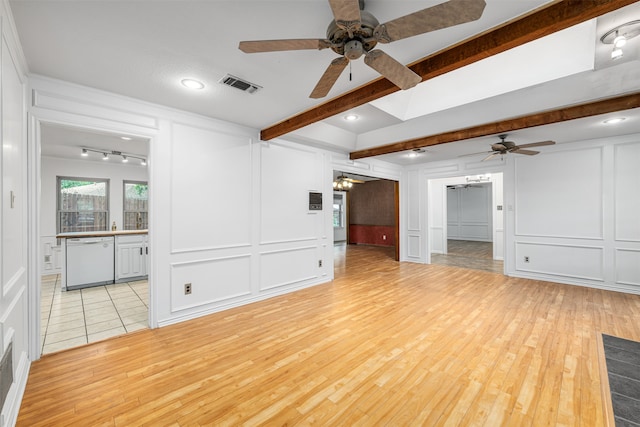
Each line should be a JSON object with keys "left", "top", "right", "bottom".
{"left": 38, "top": 123, "right": 151, "bottom": 355}
{"left": 333, "top": 171, "right": 399, "bottom": 262}
{"left": 428, "top": 173, "right": 504, "bottom": 274}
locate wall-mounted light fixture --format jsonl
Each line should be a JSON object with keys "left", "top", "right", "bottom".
{"left": 601, "top": 20, "right": 640, "bottom": 60}
{"left": 82, "top": 147, "right": 147, "bottom": 166}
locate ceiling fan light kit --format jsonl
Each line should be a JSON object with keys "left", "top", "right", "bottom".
{"left": 333, "top": 173, "right": 364, "bottom": 190}
{"left": 239, "top": 0, "right": 486, "bottom": 98}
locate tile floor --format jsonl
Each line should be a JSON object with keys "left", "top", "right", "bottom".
{"left": 40, "top": 274, "right": 149, "bottom": 355}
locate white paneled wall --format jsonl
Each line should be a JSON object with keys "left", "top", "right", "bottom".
{"left": 260, "top": 143, "right": 322, "bottom": 244}
{"left": 0, "top": 1, "right": 29, "bottom": 424}
{"left": 411, "top": 137, "right": 640, "bottom": 293}
{"left": 508, "top": 136, "right": 640, "bottom": 293}
{"left": 515, "top": 147, "right": 603, "bottom": 239}
{"left": 27, "top": 75, "right": 342, "bottom": 336}
{"left": 170, "top": 124, "right": 252, "bottom": 252}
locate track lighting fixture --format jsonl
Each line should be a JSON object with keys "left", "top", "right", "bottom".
{"left": 601, "top": 20, "right": 640, "bottom": 61}
{"left": 82, "top": 147, "right": 147, "bottom": 166}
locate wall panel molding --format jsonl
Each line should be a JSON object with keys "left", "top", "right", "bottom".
{"left": 614, "top": 142, "right": 640, "bottom": 242}
{"left": 615, "top": 248, "right": 640, "bottom": 286}
{"left": 170, "top": 254, "right": 252, "bottom": 313}
{"left": 515, "top": 241, "right": 604, "bottom": 281}
{"left": 32, "top": 89, "right": 158, "bottom": 129}
{"left": 514, "top": 147, "right": 604, "bottom": 240}
{"left": 259, "top": 246, "right": 318, "bottom": 291}
{"left": 407, "top": 234, "right": 421, "bottom": 258}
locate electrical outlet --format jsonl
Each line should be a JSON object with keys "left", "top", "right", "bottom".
{"left": 318, "top": 260, "right": 322, "bottom": 267}
{"left": 184, "top": 283, "right": 192, "bottom": 295}
{"left": 524, "top": 256, "right": 530, "bottom": 263}
{"left": 382, "top": 235, "right": 386, "bottom": 240}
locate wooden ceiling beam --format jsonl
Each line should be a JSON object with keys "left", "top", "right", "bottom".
{"left": 349, "top": 92, "right": 640, "bottom": 159}
{"left": 260, "top": 0, "right": 637, "bottom": 141}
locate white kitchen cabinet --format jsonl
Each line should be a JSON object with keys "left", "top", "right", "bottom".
{"left": 115, "top": 234, "right": 148, "bottom": 281}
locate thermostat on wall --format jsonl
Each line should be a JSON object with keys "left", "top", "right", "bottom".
{"left": 309, "top": 192, "right": 322, "bottom": 211}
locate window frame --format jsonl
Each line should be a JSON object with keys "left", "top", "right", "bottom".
{"left": 123, "top": 180, "right": 149, "bottom": 230}
{"left": 56, "top": 176, "right": 110, "bottom": 234}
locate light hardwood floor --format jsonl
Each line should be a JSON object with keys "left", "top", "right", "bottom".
{"left": 431, "top": 240, "right": 503, "bottom": 274}
{"left": 18, "top": 245, "right": 640, "bottom": 426}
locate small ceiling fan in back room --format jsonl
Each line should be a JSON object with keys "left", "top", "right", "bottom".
{"left": 460, "top": 134, "right": 556, "bottom": 161}
{"left": 239, "top": 0, "right": 487, "bottom": 98}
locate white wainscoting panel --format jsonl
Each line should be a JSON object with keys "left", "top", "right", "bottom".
{"left": 614, "top": 142, "right": 640, "bottom": 242}
{"left": 515, "top": 147, "right": 603, "bottom": 239}
{"left": 408, "top": 234, "right": 421, "bottom": 259}
{"left": 170, "top": 123, "right": 252, "bottom": 252}
{"left": 515, "top": 242, "right": 604, "bottom": 281}
{"left": 170, "top": 255, "right": 252, "bottom": 312}
{"left": 260, "top": 246, "right": 318, "bottom": 291}
{"left": 407, "top": 170, "right": 420, "bottom": 231}
{"left": 430, "top": 227, "right": 444, "bottom": 253}
{"left": 260, "top": 143, "right": 322, "bottom": 244}
{"left": 615, "top": 249, "right": 640, "bottom": 286}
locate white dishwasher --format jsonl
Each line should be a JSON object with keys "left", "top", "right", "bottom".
{"left": 65, "top": 236, "right": 115, "bottom": 290}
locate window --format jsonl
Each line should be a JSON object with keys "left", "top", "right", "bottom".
{"left": 333, "top": 194, "right": 344, "bottom": 228}
{"left": 123, "top": 181, "right": 148, "bottom": 230}
{"left": 57, "top": 177, "right": 109, "bottom": 233}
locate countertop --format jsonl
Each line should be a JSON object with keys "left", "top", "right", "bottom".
{"left": 56, "top": 230, "right": 148, "bottom": 239}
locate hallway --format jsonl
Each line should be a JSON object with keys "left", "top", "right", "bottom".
{"left": 431, "top": 240, "right": 503, "bottom": 274}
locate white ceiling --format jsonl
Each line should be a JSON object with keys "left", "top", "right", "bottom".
{"left": 10, "top": 0, "right": 640, "bottom": 166}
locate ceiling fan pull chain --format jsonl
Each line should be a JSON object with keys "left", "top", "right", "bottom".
{"left": 349, "top": 61, "right": 352, "bottom": 81}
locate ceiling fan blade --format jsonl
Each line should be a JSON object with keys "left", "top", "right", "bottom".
{"left": 345, "top": 178, "right": 365, "bottom": 183}
{"left": 516, "top": 140, "right": 556, "bottom": 149}
{"left": 364, "top": 50, "right": 421, "bottom": 90}
{"left": 374, "top": 0, "right": 486, "bottom": 43}
{"left": 239, "top": 39, "right": 331, "bottom": 53}
{"left": 482, "top": 152, "right": 500, "bottom": 162}
{"left": 328, "top": 0, "right": 362, "bottom": 31}
{"left": 310, "top": 57, "right": 349, "bottom": 99}
{"left": 511, "top": 149, "right": 540, "bottom": 156}
{"left": 458, "top": 151, "right": 492, "bottom": 158}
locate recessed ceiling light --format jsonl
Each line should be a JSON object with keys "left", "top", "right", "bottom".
{"left": 181, "top": 79, "right": 205, "bottom": 90}
{"left": 120, "top": 136, "right": 132, "bottom": 141}
{"left": 344, "top": 114, "right": 359, "bottom": 121}
{"left": 603, "top": 117, "right": 626, "bottom": 124}
{"left": 407, "top": 148, "right": 425, "bottom": 158}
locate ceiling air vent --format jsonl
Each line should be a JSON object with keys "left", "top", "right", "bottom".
{"left": 219, "top": 74, "right": 262, "bottom": 94}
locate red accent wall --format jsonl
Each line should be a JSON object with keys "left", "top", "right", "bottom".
{"left": 348, "top": 180, "right": 396, "bottom": 247}
{"left": 349, "top": 225, "right": 396, "bottom": 247}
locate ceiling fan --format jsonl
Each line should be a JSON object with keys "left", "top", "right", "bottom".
{"left": 333, "top": 173, "right": 364, "bottom": 190}
{"left": 461, "top": 134, "right": 556, "bottom": 161}
{"left": 239, "top": 0, "right": 486, "bottom": 98}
